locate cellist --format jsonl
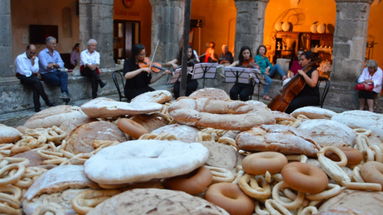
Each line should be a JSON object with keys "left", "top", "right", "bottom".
{"left": 285, "top": 51, "right": 320, "bottom": 113}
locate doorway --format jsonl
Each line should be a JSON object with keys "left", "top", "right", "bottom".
{"left": 113, "top": 20, "right": 140, "bottom": 61}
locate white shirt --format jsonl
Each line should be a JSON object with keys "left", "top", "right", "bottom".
{"left": 80, "top": 49, "right": 100, "bottom": 66}
{"left": 358, "top": 67, "right": 383, "bottom": 93}
{"left": 15, "top": 52, "right": 39, "bottom": 77}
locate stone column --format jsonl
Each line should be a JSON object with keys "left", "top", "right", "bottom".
{"left": 332, "top": 0, "right": 372, "bottom": 81}
{"left": 234, "top": 0, "right": 269, "bottom": 56}
{"left": 0, "top": 0, "right": 13, "bottom": 77}
{"left": 149, "top": 0, "right": 185, "bottom": 62}
{"left": 79, "top": 0, "right": 114, "bottom": 68}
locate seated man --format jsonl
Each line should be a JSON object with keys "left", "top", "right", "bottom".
{"left": 38, "top": 36, "right": 70, "bottom": 103}
{"left": 15, "top": 44, "right": 53, "bottom": 112}
{"left": 80, "top": 39, "right": 106, "bottom": 98}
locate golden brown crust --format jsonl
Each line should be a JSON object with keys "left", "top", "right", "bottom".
{"left": 129, "top": 114, "right": 168, "bottom": 132}
{"left": 189, "top": 88, "right": 230, "bottom": 100}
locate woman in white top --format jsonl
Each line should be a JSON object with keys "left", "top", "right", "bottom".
{"left": 357, "top": 59, "right": 383, "bottom": 112}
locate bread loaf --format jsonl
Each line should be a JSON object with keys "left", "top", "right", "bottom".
{"left": 131, "top": 90, "right": 172, "bottom": 104}
{"left": 0, "top": 124, "right": 22, "bottom": 143}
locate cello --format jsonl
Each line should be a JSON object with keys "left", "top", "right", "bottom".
{"left": 267, "top": 61, "right": 316, "bottom": 112}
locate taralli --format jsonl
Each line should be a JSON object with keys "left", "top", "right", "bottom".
{"left": 325, "top": 147, "right": 363, "bottom": 167}
{"left": 272, "top": 181, "right": 305, "bottom": 210}
{"left": 305, "top": 184, "right": 343, "bottom": 201}
{"left": 320, "top": 146, "right": 348, "bottom": 167}
{"left": 353, "top": 128, "right": 372, "bottom": 136}
{"left": 32, "top": 202, "right": 65, "bottom": 215}
{"left": 242, "top": 152, "right": 288, "bottom": 175}
{"left": 318, "top": 150, "right": 351, "bottom": 184}
{"left": 342, "top": 181, "right": 382, "bottom": 191}
{"left": 255, "top": 202, "right": 270, "bottom": 215}
{"left": 0, "top": 163, "right": 26, "bottom": 186}
{"left": 265, "top": 199, "right": 293, "bottom": 215}
{"left": 164, "top": 167, "right": 212, "bottom": 195}
{"left": 205, "top": 182, "right": 254, "bottom": 215}
{"left": 72, "top": 189, "right": 121, "bottom": 215}
{"left": 352, "top": 166, "right": 365, "bottom": 183}
{"left": 0, "top": 202, "right": 22, "bottom": 215}
{"left": 370, "top": 145, "right": 383, "bottom": 162}
{"left": 204, "top": 166, "right": 235, "bottom": 183}
{"left": 360, "top": 161, "right": 383, "bottom": 188}
{"left": 297, "top": 206, "right": 318, "bottom": 215}
{"left": 281, "top": 162, "right": 328, "bottom": 194}
{"left": 286, "top": 155, "right": 308, "bottom": 163}
{"left": 238, "top": 174, "right": 271, "bottom": 199}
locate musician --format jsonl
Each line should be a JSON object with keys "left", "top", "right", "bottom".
{"left": 38, "top": 36, "right": 70, "bottom": 102}
{"left": 255, "top": 45, "right": 287, "bottom": 100}
{"left": 285, "top": 51, "right": 320, "bottom": 114}
{"left": 203, "top": 41, "right": 218, "bottom": 63}
{"left": 123, "top": 44, "right": 170, "bottom": 101}
{"left": 229, "top": 46, "right": 258, "bottom": 101}
{"left": 167, "top": 46, "right": 199, "bottom": 98}
{"left": 357, "top": 60, "right": 382, "bottom": 112}
{"left": 80, "top": 39, "right": 107, "bottom": 99}
{"left": 218, "top": 44, "right": 234, "bottom": 65}
{"left": 15, "top": 44, "right": 53, "bottom": 112}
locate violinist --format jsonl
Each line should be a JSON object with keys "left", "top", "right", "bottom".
{"left": 285, "top": 51, "right": 320, "bottom": 113}
{"left": 167, "top": 45, "right": 199, "bottom": 98}
{"left": 123, "top": 44, "right": 170, "bottom": 101}
{"left": 229, "top": 46, "right": 258, "bottom": 101}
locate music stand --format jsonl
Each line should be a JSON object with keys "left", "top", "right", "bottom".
{"left": 193, "top": 63, "right": 218, "bottom": 87}
{"left": 224, "top": 67, "right": 261, "bottom": 100}
{"left": 168, "top": 67, "right": 194, "bottom": 84}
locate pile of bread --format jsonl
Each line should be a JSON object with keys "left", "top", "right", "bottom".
{"left": 1, "top": 88, "right": 383, "bottom": 215}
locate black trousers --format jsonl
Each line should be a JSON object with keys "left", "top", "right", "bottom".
{"left": 18, "top": 75, "right": 50, "bottom": 109}
{"left": 81, "top": 67, "right": 101, "bottom": 98}
{"left": 285, "top": 95, "right": 320, "bottom": 114}
{"left": 173, "top": 80, "right": 198, "bottom": 98}
{"left": 230, "top": 83, "right": 253, "bottom": 101}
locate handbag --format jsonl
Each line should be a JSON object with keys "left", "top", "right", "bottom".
{"left": 355, "top": 82, "right": 373, "bottom": 91}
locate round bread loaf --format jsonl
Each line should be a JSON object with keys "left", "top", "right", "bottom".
{"left": 298, "top": 119, "right": 356, "bottom": 147}
{"left": 189, "top": 88, "right": 230, "bottom": 100}
{"left": 130, "top": 114, "right": 168, "bottom": 131}
{"left": 0, "top": 124, "right": 22, "bottom": 143}
{"left": 88, "top": 188, "right": 229, "bottom": 215}
{"left": 291, "top": 106, "right": 337, "bottom": 119}
{"left": 151, "top": 124, "right": 200, "bottom": 142}
{"left": 65, "top": 121, "right": 126, "bottom": 154}
{"left": 319, "top": 189, "right": 383, "bottom": 215}
{"left": 131, "top": 90, "right": 172, "bottom": 104}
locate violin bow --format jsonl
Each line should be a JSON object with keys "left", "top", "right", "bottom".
{"left": 149, "top": 41, "right": 160, "bottom": 70}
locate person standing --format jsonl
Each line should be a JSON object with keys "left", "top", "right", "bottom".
{"left": 38, "top": 36, "right": 70, "bottom": 103}
{"left": 15, "top": 44, "right": 53, "bottom": 112}
{"left": 80, "top": 39, "right": 106, "bottom": 99}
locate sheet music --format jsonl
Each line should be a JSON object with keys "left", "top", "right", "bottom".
{"left": 168, "top": 67, "right": 193, "bottom": 84}
{"left": 224, "top": 67, "right": 260, "bottom": 84}
{"left": 192, "top": 63, "right": 218, "bottom": 79}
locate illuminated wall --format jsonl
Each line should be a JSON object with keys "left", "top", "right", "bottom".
{"left": 113, "top": 0, "right": 152, "bottom": 55}
{"left": 368, "top": 2, "right": 383, "bottom": 66}
{"left": 191, "top": 0, "right": 236, "bottom": 57}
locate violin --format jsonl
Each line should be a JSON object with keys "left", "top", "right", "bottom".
{"left": 138, "top": 57, "right": 168, "bottom": 73}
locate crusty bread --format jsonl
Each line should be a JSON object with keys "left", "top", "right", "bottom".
{"left": 130, "top": 114, "right": 168, "bottom": 132}
{"left": 131, "top": 90, "right": 172, "bottom": 104}
{"left": 88, "top": 188, "right": 229, "bottom": 215}
{"left": 298, "top": 119, "right": 356, "bottom": 147}
{"left": 0, "top": 124, "right": 22, "bottom": 143}
{"left": 272, "top": 111, "right": 296, "bottom": 124}
{"left": 65, "top": 121, "right": 126, "bottom": 154}
{"left": 236, "top": 124, "right": 320, "bottom": 156}
{"left": 332, "top": 110, "right": 383, "bottom": 141}
{"left": 189, "top": 88, "right": 230, "bottom": 100}
{"left": 84, "top": 140, "right": 209, "bottom": 185}
{"left": 80, "top": 97, "right": 163, "bottom": 118}
{"left": 151, "top": 124, "right": 200, "bottom": 142}
{"left": 201, "top": 141, "right": 238, "bottom": 169}
{"left": 24, "top": 165, "right": 98, "bottom": 200}
{"left": 319, "top": 189, "right": 383, "bottom": 215}
{"left": 23, "top": 105, "right": 90, "bottom": 133}
{"left": 291, "top": 106, "right": 337, "bottom": 119}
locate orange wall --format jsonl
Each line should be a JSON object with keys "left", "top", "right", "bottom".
{"left": 191, "top": 0, "right": 236, "bottom": 57}
{"left": 368, "top": 2, "right": 383, "bottom": 67}
{"left": 113, "top": 0, "right": 152, "bottom": 55}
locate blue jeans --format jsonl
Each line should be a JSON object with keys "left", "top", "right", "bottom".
{"left": 263, "top": 64, "right": 286, "bottom": 95}
{"left": 41, "top": 71, "right": 69, "bottom": 93}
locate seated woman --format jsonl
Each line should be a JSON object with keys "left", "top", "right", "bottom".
{"left": 123, "top": 44, "right": 170, "bottom": 101}
{"left": 357, "top": 59, "right": 383, "bottom": 112}
{"left": 167, "top": 46, "right": 199, "bottom": 98}
{"left": 255, "top": 45, "right": 287, "bottom": 100}
{"left": 285, "top": 51, "right": 320, "bottom": 114}
{"left": 229, "top": 46, "right": 258, "bottom": 101}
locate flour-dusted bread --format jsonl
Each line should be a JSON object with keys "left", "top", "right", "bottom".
{"left": 151, "top": 124, "right": 200, "bottom": 142}
{"left": 272, "top": 111, "right": 296, "bottom": 124}
{"left": 332, "top": 110, "right": 383, "bottom": 141}
{"left": 80, "top": 97, "right": 163, "bottom": 118}
{"left": 298, "top": 119, "right": 356, "bottom": 147}
{"left": 84, "top": 140, "right": 209, "bottom": 185}
{"left": 88, "top": 188, "right": 229, "bottom": 215}
{"left": 201, "top": 141, "right": 238, "bottom": 169}
{"left": 0, "top": 124, "right": 22, "bottom": 143}
{"left": 24, "top": 165, "right": 97, "bottom": 200}
{"left": 23, "top": 189, "right": 84, "bottom": 215}
{"left": 65, "top": 121, "right": 126, "bottom": 154}
{"left": 236, "top": 124, "right": 320, "bottom": 156}
{"left": 23, "top": 105, "right": 90, "bottom": 133}
{"left": 131, "top": 90, "right": 172, "bottom": 104}
{"left": 291, "top": 106, "right": 337, "bottom": 119}
{"left": 189, "top": 88, "right": 230, "bottom": 100}
{"left": 319, "top": 190, "right": 383, "bottom": 215}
